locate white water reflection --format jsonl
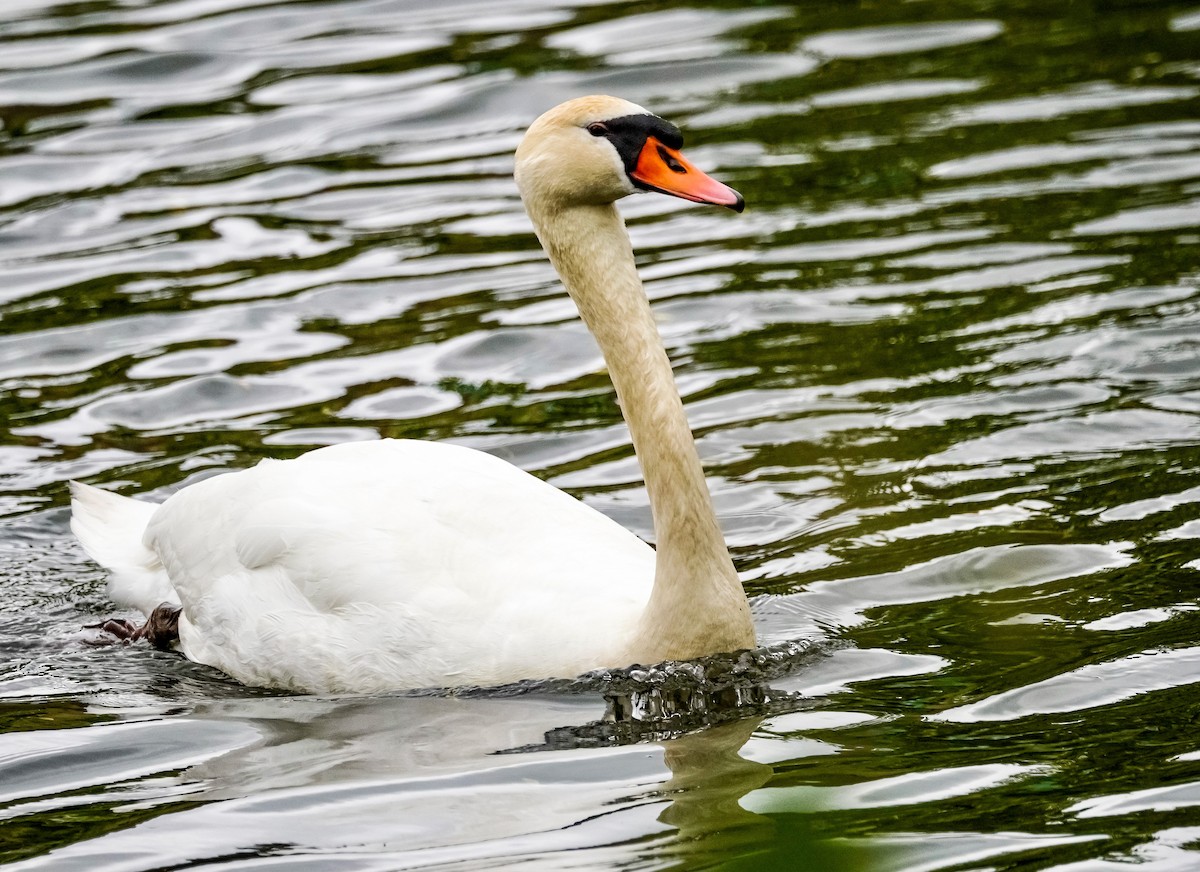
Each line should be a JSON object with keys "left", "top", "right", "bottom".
{"left": 933, "top": 647, "right": 1200, "bottom": 722}
{"left": 0, "top": 696, "right": 772, "bottom": 871}
{"left": 744, "top": 762, "right": 1045, "bottom": 812}
{"left": 802, "top": 21, "right": 1004, "bottom": 59}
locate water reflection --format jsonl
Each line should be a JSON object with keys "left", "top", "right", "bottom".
{"left": 656, "top": 718, "right": 779, "bottom": 864}
{"left": 1, "top": 695, "right": 777, "bottom": 871}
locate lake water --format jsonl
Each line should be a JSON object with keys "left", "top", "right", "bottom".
{"left": 3, "top": 0, "right": 1200, "bottom": 868}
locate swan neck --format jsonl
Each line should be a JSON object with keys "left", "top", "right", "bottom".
{"left": 526, "top": 201, "right": 755, "bottom": 661}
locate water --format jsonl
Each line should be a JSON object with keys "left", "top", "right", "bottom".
{"left": 2, "top": 0, "right": 1200, "bottom": 867}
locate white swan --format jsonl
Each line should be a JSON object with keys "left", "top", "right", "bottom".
{"left": 70, "top": 95, "right": 756, "bottom": 693}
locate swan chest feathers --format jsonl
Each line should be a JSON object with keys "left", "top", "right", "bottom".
{"left": 146, "top": 440, "right": 655, "bottom": 692}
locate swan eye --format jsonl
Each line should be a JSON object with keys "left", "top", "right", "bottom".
{"left": 586, "top": 122, "right": 609, "bottom": 137}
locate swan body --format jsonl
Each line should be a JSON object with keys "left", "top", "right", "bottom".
{"left": 71, "top": 95, "right": 755, "bottom": 693}
{"left": 74, "top": 441, "right": 653, "bottom": 691}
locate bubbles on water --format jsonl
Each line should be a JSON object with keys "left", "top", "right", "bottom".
{"left": 434, "top": 638, "right": 833, "bottom": 748}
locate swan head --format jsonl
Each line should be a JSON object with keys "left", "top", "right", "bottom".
{"left": 515, "top": 95, "right": 744, "bottom": 212}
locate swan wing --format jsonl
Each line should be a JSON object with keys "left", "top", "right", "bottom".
{"left": 141, "top": 439, "right": 654, "bottom": 691}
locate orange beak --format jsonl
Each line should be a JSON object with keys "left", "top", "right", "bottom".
{"left": 631, "top": 137, "right": 744, "bottom": 212}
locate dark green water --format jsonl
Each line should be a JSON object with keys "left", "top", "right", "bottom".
{"left": 2, "top": 0, "right": 1200, "bottom": 868}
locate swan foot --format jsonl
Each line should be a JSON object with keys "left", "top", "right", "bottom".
{"left": 83, "top": 603, "right": 181, "bottom": 650}
{"left": 83, "top": 618, "right": 140, "bottom": 644}
{"left": 137, "top": 603, "right": 182, "bottom": 650}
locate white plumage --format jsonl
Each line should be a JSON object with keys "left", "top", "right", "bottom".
{"left": 73, "top": 441, "right": 653, "bottom": 691}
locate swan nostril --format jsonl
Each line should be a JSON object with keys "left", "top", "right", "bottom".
{"left": 657, "top": 145, "right": 687, "bottom": 174}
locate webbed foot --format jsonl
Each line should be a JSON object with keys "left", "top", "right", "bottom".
{"left": 83, "top": 617, "right": 140, "bottom": 644}
{"left": 136, "top": 603, "right": 182, "bottom": 651}
{"left": 83, "top": 603, "right": 181, "bottom": 650}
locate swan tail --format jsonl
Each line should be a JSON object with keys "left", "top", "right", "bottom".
{"left": 69, "top": 481, "right": 176, "bottom": 616}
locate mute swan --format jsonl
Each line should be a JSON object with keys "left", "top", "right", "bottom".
{"left": 70, "top": 95, "right": 756, "bottom": 693}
